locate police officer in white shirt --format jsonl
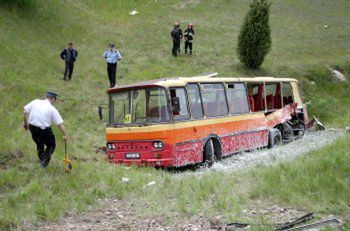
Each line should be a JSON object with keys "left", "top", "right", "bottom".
{"left": 23, "top": 92, "right": 67, "bottom": 168}
{"left": 102, "top": 43, "right": 122, "bottom": 88}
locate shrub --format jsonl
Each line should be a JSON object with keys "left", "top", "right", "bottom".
{"left": 0, "top": 0, "right": 36, "bottom": 8}
{"left": 237, "top": 0, "right": 272, "bottom": 69}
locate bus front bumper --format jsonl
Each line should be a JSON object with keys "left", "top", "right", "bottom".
{"left": 108, "top": 158, "right": 173, "bottom": 167}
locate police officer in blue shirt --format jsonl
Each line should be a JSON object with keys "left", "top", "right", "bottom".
{"left": 102, "top": 44, "right": 122, "bottom": 88}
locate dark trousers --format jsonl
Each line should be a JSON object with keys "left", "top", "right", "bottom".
{"left": 172, "top": 41, "right": 180, "bottom": 57}
{"left": 63, "top": 61, "right": 74, "bottom": 80}
{"left": 107, "top": 62, "right": 117, "bottom": 87}
{"left": 185, "top": 41, "right": 193, "bottom": 54}
{"left": 29, "top": 125, "right": 56, "bottom": 168}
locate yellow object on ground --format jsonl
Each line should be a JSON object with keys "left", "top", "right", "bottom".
{"left": 64, "top": 140, "right": 72, "bottom": 174}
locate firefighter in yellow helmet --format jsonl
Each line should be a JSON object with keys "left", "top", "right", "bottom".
{"left": 184, "top": 23, "right": 194, "bottom": 55}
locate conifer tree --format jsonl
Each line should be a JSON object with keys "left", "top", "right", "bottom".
{"left": 237, "top": 0, "right": 272, "bottom": 69}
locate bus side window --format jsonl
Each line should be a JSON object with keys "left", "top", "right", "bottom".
{"left": 265, "top": 83, "right": 278, "bottom": 110}
{"left": 187, "top": 84, "right": 204, "bottom": 119}
{"left": 201, "top": 83, "right": 228, "bottom": 117}
{"left": 170, "top": 88, "right": 190, "bottom": 120}
{"left": 247, "top": 83, "right": 265, "bottom": 111}
{"left": 226, "top": 83, "right": 249, "bottom": 114}
{"left": 282, "top": 83, "right": 294, "bottom": 106}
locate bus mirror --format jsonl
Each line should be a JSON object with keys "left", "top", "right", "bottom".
{"left": 98, "top": 106, "right": 103, "bottom": 122}
{"left": 171, "top": 97, "right": 181, "bottom": 113}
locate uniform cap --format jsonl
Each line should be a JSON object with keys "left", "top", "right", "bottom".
{"left": 109, "top": 43, "right": 115, "bottom": 48}
{"left": 46, "top": 92, "right": 58, "bottom": 99}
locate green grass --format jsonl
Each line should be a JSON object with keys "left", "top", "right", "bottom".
{"left": 248, "top": 133, "right": 350, "bottom": 216}
{"left": 1, "top": 0, "right": 350, "bottom": 229}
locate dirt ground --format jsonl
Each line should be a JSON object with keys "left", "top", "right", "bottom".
{"left": 31, "top": 198, "right": 309, "bottom": 231}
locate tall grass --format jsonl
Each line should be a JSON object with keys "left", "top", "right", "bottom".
{"left": 248, "top": 134, "right": 350, "bottom": 215}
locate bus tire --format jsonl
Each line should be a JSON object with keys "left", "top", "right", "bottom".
{"left": 268, "top": 128, "right": 282, "bottom": 149}
{"left": 203, "top": 139, "right": 215, "bottom": 167}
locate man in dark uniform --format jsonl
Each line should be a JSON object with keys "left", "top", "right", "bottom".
{"left": 60, "top": 42, "right": 78, "bottom": 81}
{"left": 23, "top": 92, "right": 68, "bottom": 168}
{"left": 184, "top": 23, "right": 195, "bottom": 55}
{"left": 171, "top": 22, "right": 183, "bottom": 57}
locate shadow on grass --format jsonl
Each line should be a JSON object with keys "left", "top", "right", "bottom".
{"left": 232, "top": 63, "right": 272, "bottom": 77}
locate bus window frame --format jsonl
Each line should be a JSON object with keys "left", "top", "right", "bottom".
{"left": 186, "top": 83, "right": 205, "bottom": 120}
{"left": 282, "top": 82, "right": 294, "bottom": 106}
{"left": 225, "top": 82, "right": 250, "bottom": 115}
{"left": 199, "top": 82, "right": 229, "bottom": 118}
{"left": 169, "top": 87, "right": 191, "bottom": 121}
{"left": 276, "top": 82, "right": 283, "bottom": 110}
{"left": 264, "top": 82, "right": 279, "bottom": 112}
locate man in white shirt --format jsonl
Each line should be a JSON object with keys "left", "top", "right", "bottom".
{"left": 23, "top": 92, "right": 67, "bottom": 168}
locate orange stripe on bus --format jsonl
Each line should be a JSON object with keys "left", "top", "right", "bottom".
{"left": 106, "top": 114, "right": 267, "bottom": 145}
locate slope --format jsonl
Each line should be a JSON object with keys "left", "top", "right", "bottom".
{"left": 0, "top": 0, "right": 349, "bottom": 229}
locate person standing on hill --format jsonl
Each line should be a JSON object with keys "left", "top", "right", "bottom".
{"left": 102, "top": 44, "right": 122, "bottom": 88}
{"left": 171, "top": 22, "right": 183, "bottom": 57}
{"left": 184, "top": 23, "right": 194, "bottom": 55}
{"left": 60, "top": 42, "right": 78, "bottom": 81}
{"left": 23, "top": 92, "right": 68, "bottom": 168}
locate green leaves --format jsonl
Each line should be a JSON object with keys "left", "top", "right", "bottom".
{"left": 237, "top": 0, "right": 272, "bottom": 69}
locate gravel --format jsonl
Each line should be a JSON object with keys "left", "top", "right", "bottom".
{"left": 187, "top": 129, "right": 345, "bottom": 176}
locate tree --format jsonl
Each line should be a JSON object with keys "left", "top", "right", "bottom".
{"left": 237, "top": 0, "right": 271, "bottom": 69}
{"left": 0, "top": 0, "right": 36, "bottom": 8}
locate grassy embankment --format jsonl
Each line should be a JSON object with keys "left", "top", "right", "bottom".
{"left": 0, "top": 0, "right": 349, "bottom": 229}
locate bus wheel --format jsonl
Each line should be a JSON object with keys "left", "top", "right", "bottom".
{"left": 203, "top": 139, "right": 215, "bottom": 167}
{"left": 268, "top": 128, "right": 282, "bottom": 149}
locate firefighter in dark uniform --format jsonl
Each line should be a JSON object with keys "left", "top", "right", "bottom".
{"left": 184, "top": 23, "right": 194, "bottom": 55}
{"left": 171, "top": 22, "right": 183, "bottom": 57}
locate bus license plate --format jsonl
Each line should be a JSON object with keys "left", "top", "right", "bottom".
{"left": 125, "top": 153, "right": 140, "bottom": 159}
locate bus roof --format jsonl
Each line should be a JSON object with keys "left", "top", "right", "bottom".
{"left": 107, "top": 74, "right": 298, "bottom": 93}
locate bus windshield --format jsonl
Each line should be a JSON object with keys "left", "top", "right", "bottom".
{"left": 109, "top": 87, "right": 170, "bottom": 126}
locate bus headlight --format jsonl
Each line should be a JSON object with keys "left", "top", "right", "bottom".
{"left": 153, "top": 141, "right": 164, "bottom": 149}
{"left": 107, "top": 143, "right": 115, "bottom": 150}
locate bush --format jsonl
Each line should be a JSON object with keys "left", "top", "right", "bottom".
{"left": 0, "top": 0, "right": 36, "bottom": 8}
{"left": 237, "top": 0, "right": 272, "bottom": 69}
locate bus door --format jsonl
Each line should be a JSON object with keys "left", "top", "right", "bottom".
{"left": 170, "top": 85, "right": 203, "bottom": 166}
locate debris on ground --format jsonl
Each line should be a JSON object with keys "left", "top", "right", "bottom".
{"left": 329, "top": 66, "right": 347, "bottom": 82}
{"left": 122, "top": 177, "right": 130, "bottom": 183}
{"left": 129, "top": 9, "right": 138, "bottom": 15}
{"left": 146, "top": 181, "right": 156, "bottom": 186}
{"left": 275, "top": 212, "right": 314, "bottom": 230}
{"left": 286, "top": 218, "right": 342, "bottom": 231}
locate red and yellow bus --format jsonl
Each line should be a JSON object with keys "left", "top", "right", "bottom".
{"left": 104, "top": 73, "right": 309, "bottom": 167}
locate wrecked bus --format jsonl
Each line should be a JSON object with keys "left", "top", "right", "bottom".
{"left": 102, "top": 73, "right": 312, "bottom": 167}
